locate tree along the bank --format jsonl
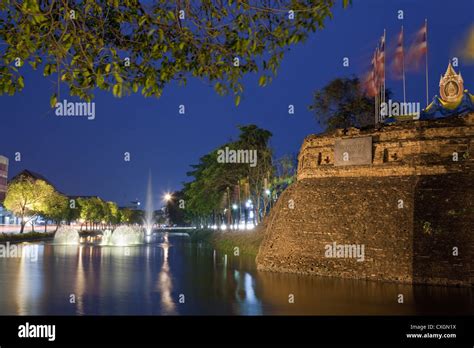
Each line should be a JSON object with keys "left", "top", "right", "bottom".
{"left": 183, "top": 124, "right": 273, "bottom": 227}
{"left": 0, "top": 1, "right": 350, "bottom": 104}
{"left": 4, "top": 177, "right": 56, "bottom": 233}
{"left": 77, "top": 197, "right": 120, "bottom": 230}
{"left": 3, "top": 176, "right": 125, "bottom": 232}
{"left": 40, "top": 190, "right": 69, "bottom": 232}
{"left": 106, "top": 201, "right": 119, "bottom": 226}
{"left": 166, "top": 190, "right": 187, "bottom": 226}
{"left": 270, "top": 153, "right": 297, "bottom": 203}
{"left": 118, "top": 207, "right": 134, "bottom": 225}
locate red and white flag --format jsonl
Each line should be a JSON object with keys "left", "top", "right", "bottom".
{"left": 407, "top": 21, "right": 427, "bottom": 70}
{"left": 377, "top": 35, "right": 385, "bottom": 83}
{"left": 363, "top": 71, "right": 377, "bottom": 97}
{"left": 363, "top": 49, "right": 379, "bottom": 97}
{"left": 391, "top": 27, "right": 404, "bottom": 79}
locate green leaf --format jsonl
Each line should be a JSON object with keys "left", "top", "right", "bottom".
{"left": 234, "top": 95, "right": 241, "bottom": 106}
{"left": 145, "top": 76, "right": 153, "bottom": 89}
{"left": 112, "top": 84, "right": 122, "bottom": 97}
{"left": 258, "top": 75, "right": 266, "bottom": 87}
{"left": 158, "top": 29, "right": 165, "bottom": 42}
{"left": 50, "top": 93, "right": 57, "bottom": 108}
{"left": 214, "top": 82, "right": 222, "bottom": 94}
{"left": 97, "top": 72, "right": 104, "bottom": 87}
{"left": 138, "top": 16, "right": 147, "bottom": 26}
{"left": 105, "top": 64, "right": 111, "bottom": 73}
{"left": 289, "top": 35, "right": 299, "bottom": 44}
{"left": 43, "top": 64, "right": 50, "bottom": 76}
{"left": 18, "top": 76, "right": 24, "bottom": 89}
{"left": 113, "top": 71, "right": 123, "bottom": 83}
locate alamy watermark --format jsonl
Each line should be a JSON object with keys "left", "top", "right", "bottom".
{"left": 325, "top": 242, "right": 365, "bottom": 262}
{"left": 55, "top": 99, "right": 95, "bottom": 120}
{"left": 0, "top": 242, "right": 38, "bottom": 262}
{"left": 217, "top": 147, "right": 257, "bottom": 167}
{"left": 18, "top": 322, "right": 55, "bottom": 341}
{"left": 380, "top": 99, "right": 420, "bottom": 120}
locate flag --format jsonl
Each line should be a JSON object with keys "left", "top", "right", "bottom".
{"left": 377, "top": 35, "right": 385, "bottom": 83}
{"left": 362, "top": 71, "right": 374, "bottom": 97}
{"left": 391, "top": 27, "right": 404, "bottom": 79}
{"left": 373, "top": 48, "right": 379, "bottom": 84}
{"left": 457, "top": 24, "right": 474, "bottom": 63}
{"left": 407, "top": 21, "right": 427, "bottom": 70}
{"left": 363, "top": 49, "right": 379, "bottom": 97}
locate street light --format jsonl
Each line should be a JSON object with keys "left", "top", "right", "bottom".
{"left": 232, "top": 204, "right": 238, "bottom": 210}
{"left": 163, "top": 193, "right": 172, "bottom": 202}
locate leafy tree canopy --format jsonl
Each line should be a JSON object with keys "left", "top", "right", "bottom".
{"left": 184, "top": 124, "right": 272, "bottom": 221}
{"left": 309, "top": 77, "right": 377, "bottom": 131}
{"left": 3, "top": 177, "right": 56, "bottom": 232}
{"left": 41, "top": 190, "right": 69, "bottom": 223}
{"left": 0, "top": 0, "right": 350, "bottom": 105}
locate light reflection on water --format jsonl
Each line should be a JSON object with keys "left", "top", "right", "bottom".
{"left": 0, "top": 233, "right": 471, "bottom": 315}
{"left": 156, "top": 233, "right": 176, "bottom": 315}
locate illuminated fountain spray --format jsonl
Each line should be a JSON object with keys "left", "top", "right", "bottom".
{"left": 54, "top": 226, "right": 80, "bottom": 245}
{"left": 101, "top": 226, "right": 143, "bottom": 246}
{"left": 144, "top": 172, "right": 154, "bottom": 236}
{"left": 109, "top": 226, "right": 143, "bottom": 246}
{"left": 101, "top": 229, "right": 112, "bottom": 245}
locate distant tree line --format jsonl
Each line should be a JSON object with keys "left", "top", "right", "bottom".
{"left": 3, "top": 174, "right": 141, "bottom": 233}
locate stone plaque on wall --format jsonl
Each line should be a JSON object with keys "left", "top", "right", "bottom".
{"left": 334, "top": 136, "right": 372, "bottom": 166}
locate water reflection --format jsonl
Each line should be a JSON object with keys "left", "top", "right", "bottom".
{"left": 15, "top": 244, "right": 44, "bottom": 315}
{"left": 75, "top": 246, "right": 85, "bottom": 315}
{"left": 233, "top": 270, "right": 262, "bottom": 315}
{"left": 156, "top": 233, "right": 176, "bottom": 315}
{"left": 0, "top": 235, "right": 471, "bottom": 315}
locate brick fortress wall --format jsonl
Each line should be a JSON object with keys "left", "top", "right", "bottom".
{"left": 256, "top": 114, "right": 474, "bottom": 286}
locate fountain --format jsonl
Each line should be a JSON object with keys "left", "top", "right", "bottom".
{"left": 144, "top": 171, "right": 155, "bottom": 236}
{"left": 108, "top": 226, "right": 143, "bottom": 246}
{"left": 78, "top": 174, "right": 155, "bottom": 246}
{"left": 101, "top": 229, "right": 112, "bottom": 245}
{"left": 54, "top": 226, "right": 80, "bottom": 245}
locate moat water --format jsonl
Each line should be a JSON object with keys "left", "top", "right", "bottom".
{"left": 0, "top": 232, "right": 471, "bottom": 315}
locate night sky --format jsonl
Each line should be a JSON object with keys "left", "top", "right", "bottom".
{"left": 1, "top": 0, "right": 473, "bottom": 207}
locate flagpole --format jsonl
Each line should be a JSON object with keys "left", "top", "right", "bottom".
{"left": 375, "top": 48, "right": 379, "bottom": 125}
{"left": 380, "top": 81, "right": 383, "bottom": 123}
{"left": 383, "top": 29, "right": 386, "bottom": 106}
{"left": 374, "top": 86, "right": 379, "bottom": 127}
{"left": 402, "top": 25, "right": 406, "bottom": 104}
{"left": 425, "top": 18, "right": 429, "bottom": 107}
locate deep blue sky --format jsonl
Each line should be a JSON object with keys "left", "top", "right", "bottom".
{"left": 1, "top": 0, "right": 473, "bottom": 207}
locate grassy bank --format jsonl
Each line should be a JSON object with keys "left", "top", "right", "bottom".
{"left": 187, "top": 227, "right": 264, "bottom": 257}
{"left": 0, "top": 231, "right": 55, "bottom": 243}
